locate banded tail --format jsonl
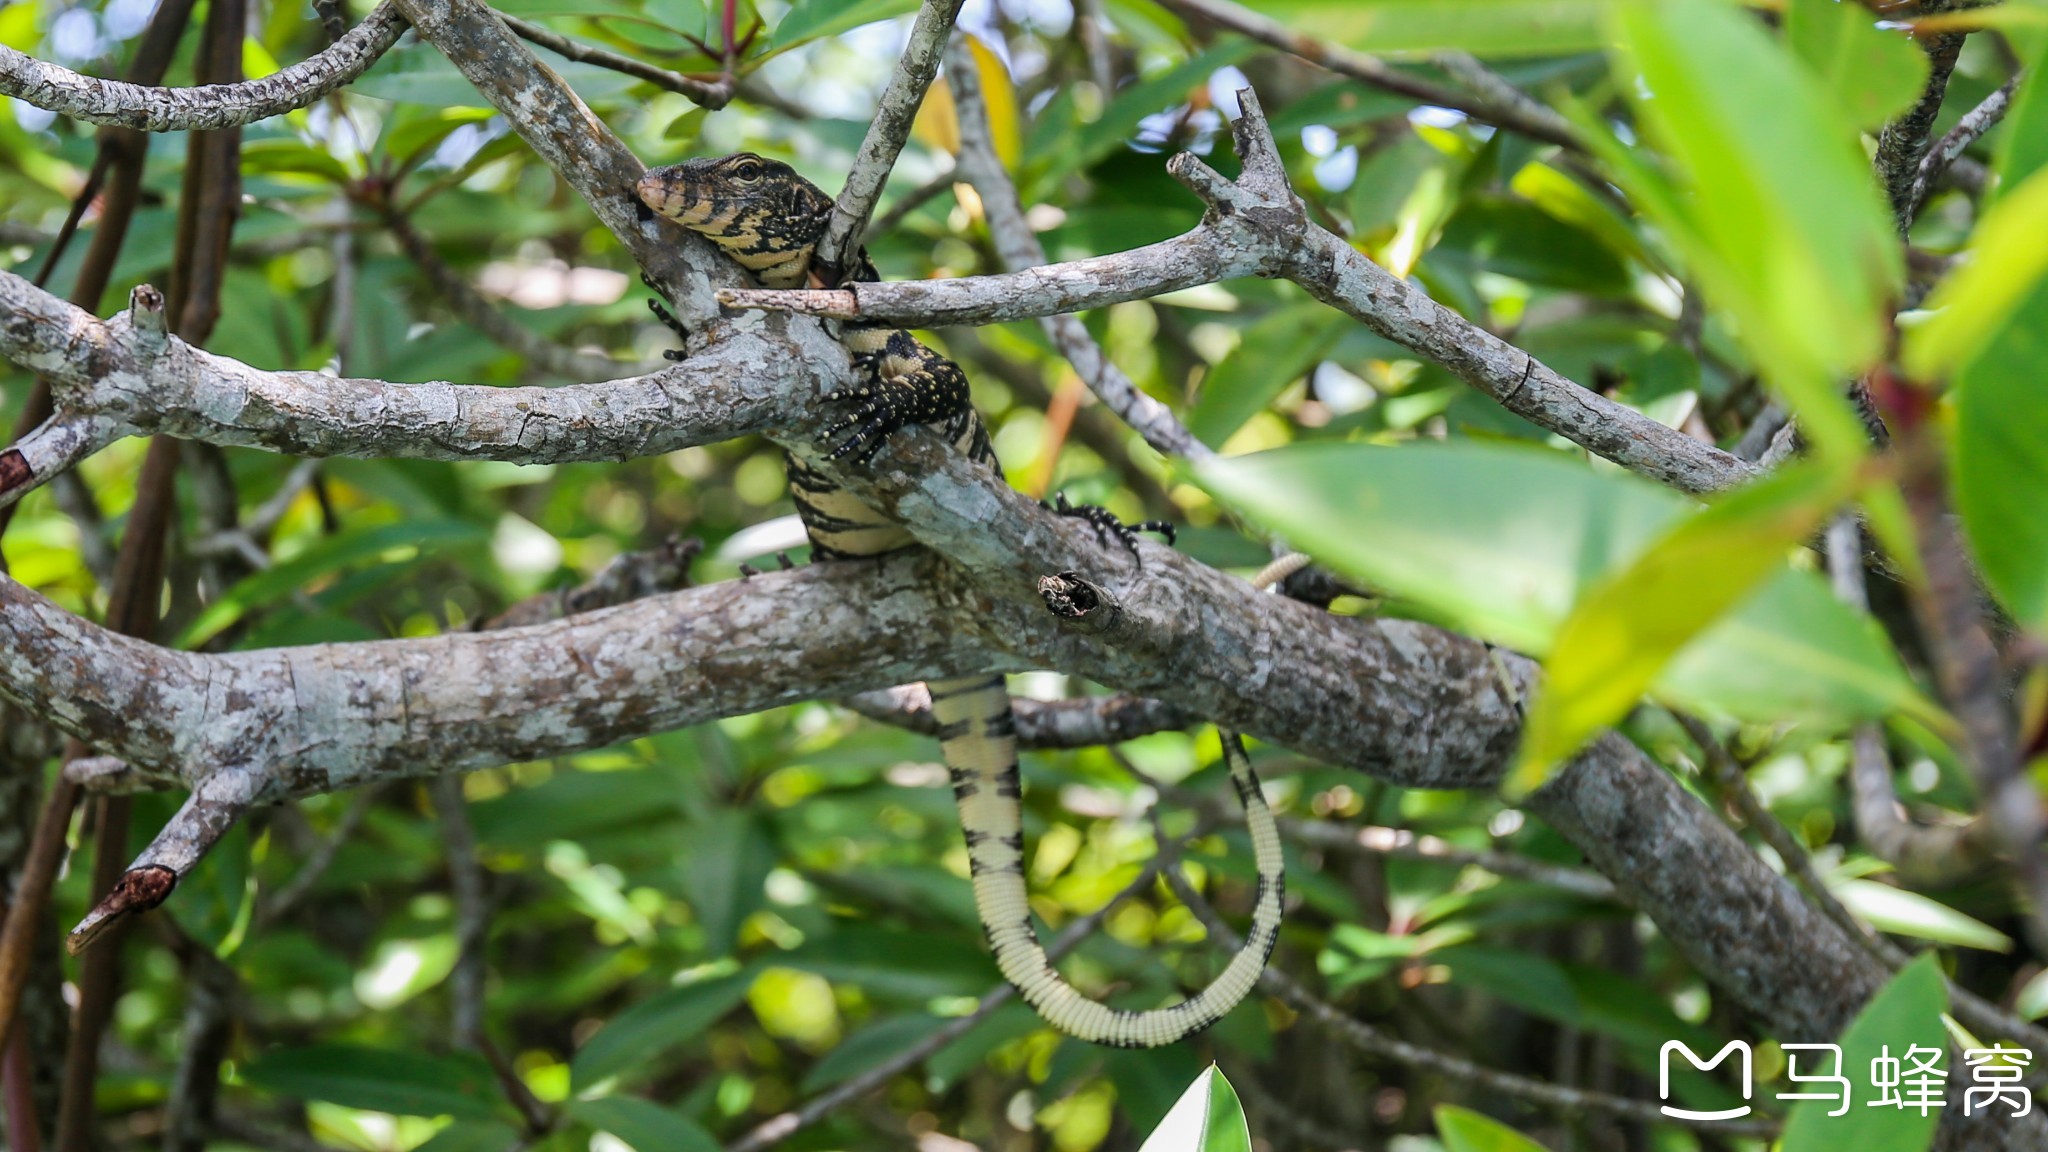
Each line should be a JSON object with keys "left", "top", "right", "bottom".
{"left": 931, "top": 674, "right": 1285, "bottom": 1047}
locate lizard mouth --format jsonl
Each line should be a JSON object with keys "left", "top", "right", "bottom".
{"left": 635, "top": 169, "right": 713, "bottom": 228}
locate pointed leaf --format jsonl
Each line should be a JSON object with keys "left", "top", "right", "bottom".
{"left": 1513, "top": 462, "right": 1854, "bottom": 790}
{"left": 1601, "top": 0, "right": 1897, "bottom": 460}
{"left": 571, "top": 971, "right": 754, "bottom": 1088}
{"left": 1834, "top": 880, "right": 2014, "bottom": 953}
{"left": 1785, "top": 0, "right": 1930, "bottom": 129}
{"left": 567, "top": 1097, "right": 720, "bottom": 1152}
{"left": 240, "top": 1046, "right": 503, "bottom": 1120}
{"left": 1436, "top": 1105, "right": 1553, "bottom": 1152}
{"left": 1136, "top": 1066, "right": 1252, "bottom": 1152}
{"left": 1779, "top": 954, "right": 1947, "bottom": 1152}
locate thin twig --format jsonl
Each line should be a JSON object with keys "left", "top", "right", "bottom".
{"left": 256, "top": 786, "right": 385, "bottom": 925}
{"left": 1824, "top": 518, "right": 1994, "bottom": 885}
{"left": 1910, "top": 71, "right": 2019, "bottom": 216}
{"left": 815, "top": 0, "right": 966, "bottom": 278}
{"left": 946, "top": 35, "right": 1211, "bottom": 463}
{"left": 502, "top": 15, "right": 734, "bottom": 107}
{"left": 1282, "top": 819, "right": 1617, "bottom": 901}
{"left": 380, "top": 205, "right": 642, "bottom": 380}
{"left": 1153, "top": 0, "right": 1581, "bottom": 151}
{"left": 843, "top": 684, "right": 1191, "bottom": 748}
{"left": 432, "top": 776, "right": 489, "bottom": 1048}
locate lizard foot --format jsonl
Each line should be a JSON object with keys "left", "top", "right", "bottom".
{"left": 1047, "top": 492, "right": 1176, "bottom": 560}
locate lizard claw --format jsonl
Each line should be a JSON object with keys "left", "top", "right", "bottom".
{"left": 1047, "top": 493, "right": 1178, "bottom": 561}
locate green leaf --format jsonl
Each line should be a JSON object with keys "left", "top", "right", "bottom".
{"left": 1948, "top": 282, "right": 2048, "bottom": 633}
{"left": 800, "top": 1015, "right": 950, "bottom": 1093}
{"left": 1662, "top": 568, "right": 1943, "bottom": 730}
{"left": 1784, "top": 0, "right": 1930, "bottom": 129}
{"left": 769, "top": 0, "right": 918, "bottom": 51}
{"left": 1903, "top": 167, "right": 2048, "bottom": 631}
{"left": 240, "top": 1046, "right": 503, "bottom": 1120}
{"left": 570, "top": 971, "right": 754, "bottom": 1088}
{"left": 1135, "top": 1065, "right": 1252, "bottom": 1152}
{"left": 239, "top": 139, "right": 355, "bottom": 185}
{"left": 778, "top": 926, "right": 1000, "bottom": 1000}
{"left": 1435, "top": 1105, "right": 1553, "bottom": 1152}
{"left": 2014, "top": 967, "right": 2048, "bottom": 1020}
{"left": 1991, "top": 20, "right": 2048, "bottom": 203}
{"left": 1901, "top": 165, "right": 2048, "bottom": 383}
{"left": 1200, "top": 441, "right": 1673, "bottom": 653}
{"left": 384, "top": 107, "right": 497, "bottom": 170}
{"left": 410, "top": 1121, "right": 524, "bottom": 1152}
{"left": 1513, "top": 461, "right": 1852, "bottom": 790}
{"left": 175, "top": 518, "right": 486, "bottom": 648}
{"left": 1435, "top": 946, "right": 1581, "bottom": 1024}
{"left": 567, "top": 1097, "right": 719, "bottom": 1152}
{"left": 1244, "top": 0, "right": 1610, "bottom": 58}
{"left": 1187, "top": 303, "right": 1348, "bottom": 448}
{"left": 681, "top": 808, "right": 778, "bottom": 957}
{"left": 1197, "top": 442, "right": 1939, "bottom": 732}
{"left": 1594, "top": 0, "right": 1897, "bottom": 461}
{"left": 1779, "top": 953, "right": 1947, "bottom": 1152}
{"left": 1833, "top": 879, "right": 2014, "bottom": 953}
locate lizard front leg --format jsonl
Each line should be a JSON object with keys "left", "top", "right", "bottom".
{"left": 821, "top": 330, "right": 972, "bottom": 463}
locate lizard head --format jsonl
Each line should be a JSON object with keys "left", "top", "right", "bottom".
{"left": 637, "top": 153, "right": 833, "bottom": 287}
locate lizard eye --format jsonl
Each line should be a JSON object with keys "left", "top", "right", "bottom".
{"left": 733, "top": 159, "right": 763, "bottom": 182}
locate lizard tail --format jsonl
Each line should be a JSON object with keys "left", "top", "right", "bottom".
{"left": 932, "top": 674, "right": 1284, "bottom": 1047}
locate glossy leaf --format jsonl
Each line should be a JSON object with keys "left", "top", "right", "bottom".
{"left": 800, "top": 1015, "right": 950, "bottom": 1092}
{"left": 1187, "top": 303, "right": 1349, "bottom": 448}
{"left": 567, "top": 1097, "right": 720, "bottom": 1152}
{"left": 1198, "top": 442, "right": 1937, "bottom": 733}
{"left": 176, "top": 518, "right": 486, "bottom": 648}
{"left": 1905, "top": 166, "right": 2048, "bottom": 631}
{"left": 570, "top": 971, "right": 754, "bottom": 1088}
{"left": 409, "top": 1121, "right": 524, "bottom": 1152}
{"left": 240, "top": 1046, "right": 503, "bottom": 1120}
{"left": 682, "top": 808, "right": 778, "bottom": 957}
{"left": 1514, "top": 461, "right": 1854, "bottom": 789}
{"left": 1136, "top": 1065, "right": 1252, "bottom": 1152}
{"left": 1834, "top": 880, "right": 2014, "bottom": 953}
{"left": 1991, "top": 20, "right": 2048, "bottom": 203}
{"left": 1779, "top": 954, "right": 1947, "bottom": 1152}
{"left": 1784, "top": 0, "right": 1929, "bottom": 129}
{"left": 770, "top": 0, "right": 918, "bottom": 50}
{"left": 1436, "top": 1105, "right": 1553, "bottom": 1152}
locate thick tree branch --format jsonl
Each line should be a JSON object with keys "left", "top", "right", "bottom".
{"left": 390, "top": 0, "right": 737, "bottom": 331}
{"left": 0, "top": 270, "right": 797, "bottom": 474}
{"left": 1877, "top": 26, "right": 1966, "bottom": 233}
{"left": 0, "top": 3, "right": 405, "bottom": 131}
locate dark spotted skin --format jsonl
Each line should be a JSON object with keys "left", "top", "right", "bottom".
{"left": 635, "top": 155, "right": 1276, "bottom": 1048}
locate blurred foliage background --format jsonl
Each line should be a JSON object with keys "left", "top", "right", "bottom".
{"left": 0, "top": 1, "right": 2042, "bottom": 1151}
